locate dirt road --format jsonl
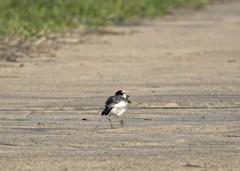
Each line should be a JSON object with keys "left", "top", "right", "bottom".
{"left": 0, "top": 1, "right": 240, "bottom": 170}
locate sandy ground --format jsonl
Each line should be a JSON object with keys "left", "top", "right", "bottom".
{"left": 0, "top": 1, "right": 240, "bottom": 171}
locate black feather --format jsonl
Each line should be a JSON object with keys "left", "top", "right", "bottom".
{"left": 101, "top": 107, "right": 113, "bottom": 116}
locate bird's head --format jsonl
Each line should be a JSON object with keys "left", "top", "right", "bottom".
{"left": 115, "top": 90, "right": 131, "bottom": 103}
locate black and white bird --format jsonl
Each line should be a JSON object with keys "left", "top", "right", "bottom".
{"left": 101, "top": 90, "right": 131, "bottom": 128}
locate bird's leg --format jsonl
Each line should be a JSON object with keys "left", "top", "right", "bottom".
{"left": 108, "top": 116, "right": 114, "bottom": 129}
{"left": 116, "top": 116, "right": 125, "bottom": 126}
{"left": 120, "top": 120, "right": 124, "bottom": 126}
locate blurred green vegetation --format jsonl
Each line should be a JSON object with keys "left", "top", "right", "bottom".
{"left": 0, "top": 0, "right": 208, "bottom": 38}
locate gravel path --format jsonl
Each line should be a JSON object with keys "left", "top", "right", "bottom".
{"left": 0, "top": 1, "right": 240, "bottom": 170}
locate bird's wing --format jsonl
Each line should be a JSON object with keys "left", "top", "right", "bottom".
{"left": 105, "top": 96, "right": 126, "bottom": 108}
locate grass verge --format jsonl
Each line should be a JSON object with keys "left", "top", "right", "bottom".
{"left": 0, "top": 0, "right": 209, "bottom": 38}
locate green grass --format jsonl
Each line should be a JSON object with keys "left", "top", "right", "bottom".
{"left": 0, "top": 0, "right": 208, "bottom": 38}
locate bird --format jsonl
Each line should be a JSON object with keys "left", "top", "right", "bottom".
{"left": 101, "top": 90, "right": 131, "bottom": 128}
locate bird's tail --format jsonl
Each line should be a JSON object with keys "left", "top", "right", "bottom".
{"left": 101, "top": 107, "right": 112, "bottom": 116}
